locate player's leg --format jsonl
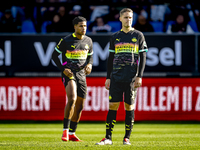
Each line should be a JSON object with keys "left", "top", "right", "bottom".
{"left": 123, "top": 102, "right": 135, "bottom": 145}
{"left": 64, "top": 80, "right": 77, "bottom": 119}
{"left": 69, "top": 74, "right": 87, "bottom": 141}
{"left": 123, "top": 83, "right": 137, "bottom": 145}
{"left": 68, "top": 96, "right": 85, "bottom": 142}
{"left": 106, "top": 102, "right": 120, "bottom": 139}
{"left": 96, "top": 79, "right": 123, "bottom": 145}
{"left": 62, "top": 79, "right": 77, "bottom": 141}
{"left": 71, "top": 96, "right": 85, "bottom": 123}
{"left": 96, "top": 102, "right": 120, "bottom": 145}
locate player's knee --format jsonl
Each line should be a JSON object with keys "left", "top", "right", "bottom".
{"left": 109, "top": 102, "right": 120, "bottom": 110}
{"left": 67, "top": 100, "right": 76, "bottom": 108}
{"left": 125, "top": 103, "right": 134, "bottom": 111}
{"left": 67, "top": 95, "right": 77, "bottom": 106}
{"left": 75, "top": 97, "right": 85, "bottom": 112}
{"left": 77, "top": 105, "right": 84, "bottom": 113}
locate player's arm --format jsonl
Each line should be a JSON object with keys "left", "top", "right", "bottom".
{"left": 51, "top": 50, "right": 65, "bottom": 72}
{"left": 105, "top": 36, "right": 115, "bottom": 90}
{"left": 84, "top": 55, "right": 93, "bottom": 75}
{"left": 137, "top": 52, "right": 146, "bottom": 78}
{"left": 106, "top": 52, "right": 114, "bottom": 80}
{"left": 134, "top": 52, "right": 146, "bottom": 88}
{"left": 52, "top": 39, "right": 73, "bottom": 78}
{"left": 134, "top": 34, "right": 148, "bottom": 88}
{"left": 105, "top": 52, "right": 114, "bottom": 90}
{"left": 84, "top": 39, "right": 93, "bottom": 75}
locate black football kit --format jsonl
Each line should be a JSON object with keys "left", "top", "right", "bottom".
{"left": 107, "top": 29, "right": 148, "bottom": 104}
{"left": 52, "top": 33, "right": 93, "bottom": 98}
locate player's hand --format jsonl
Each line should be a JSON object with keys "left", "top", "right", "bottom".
{"left": 134, "top": 77, "right": 142, "bottom": 88}
{"left": 84, "top": 64, "right": 92, "bottom": 75}
{"left": 63, "top": 68, "right": 73, "bottom": 78}
{"left": 105, "top": 79, "right": 110, "bottom": 90}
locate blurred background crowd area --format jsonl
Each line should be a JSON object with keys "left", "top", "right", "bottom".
{"left": 0, "top": 0, "right": 200, "bottom": 34}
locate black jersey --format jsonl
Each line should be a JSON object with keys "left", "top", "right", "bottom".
{"left": 55, "top": 33, "right": 93, "bottom": 72}
{"left": 109, "top": 29, "right": 148, "bottom": 82}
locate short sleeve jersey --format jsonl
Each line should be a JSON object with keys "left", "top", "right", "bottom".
{"left": 109, "top": 29, "right": 148, "bottom": 82}
{"left": 55, "top": 33, "right": 93, "bottom": 72}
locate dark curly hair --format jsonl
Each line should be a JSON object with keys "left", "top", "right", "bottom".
{"left": 72, "top": 16, "right": 87, "bottom": 25}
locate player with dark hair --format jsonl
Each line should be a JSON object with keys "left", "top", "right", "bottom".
{"left": 51, "top": 16, "right": 93, "bottom": 142}
{"left": 96, "top": 8, "right": 148, "bottom": 145}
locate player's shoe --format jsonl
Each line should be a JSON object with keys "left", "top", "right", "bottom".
{"left": 123, "top": 138, "right": 131, "bottom": 145}
{"left": 69, "top": 133, "right": 83, "bottom": 142}
{"left": 95, "top": 138, "right": 112, "bottom": 145}
{"left": 61, "top": 129, "right": 69, "bottom": 141}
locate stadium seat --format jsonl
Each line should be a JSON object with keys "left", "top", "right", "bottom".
{"left": 21, "top": 20, "right": 36, "bottom": 34}
{"left": 87, "top": 21, "right": 91, "bottom": 27}
{"left": 166, "top": 20, "right": 199, "bottom": 32}
{"left": 86, "top": 21, "right": 92, "bottom": 32}
{"left": 41, "top": 21, "right": 52, "bottom": 33}
{"left": 165, "top": 20, "right": 175, "bottom": 31}
{"left": 188, "top": 21, "right": 199, "bottom": 32}
{"left": 107, "top": 21, "right": 121, "bottom": 32}
{"left": 150, "top": 21, "right": 164, "bottom": 32}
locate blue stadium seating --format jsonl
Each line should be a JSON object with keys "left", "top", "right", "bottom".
{"left": 107, "top": 21, "right": 121, "bottom": 32}
{"left": 150, "top": 21, "right": 163, "bottom": 32}
{"left": 41, "top": 21, "right": 52, "bottom": 33}
{"left": 166, "top": 20, "right": 199, "bottom": 32}
{"left": 188, "top": 21, "right": 199, "bottom": 32}
{"left": 21, "top": 20, "right": 36, "bottom": 34}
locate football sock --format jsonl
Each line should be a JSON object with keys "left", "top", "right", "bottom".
{"left": 124, "top": 110, "right": 134, "bottom": 139}
{"left": 63, "top": 118, "right": 71, "bottom": 129}
{"left": 69, "top": 121, "right": 78, "bottom": 133}
{"left": 106, "top": 110, "right": 117, "bottom": 140}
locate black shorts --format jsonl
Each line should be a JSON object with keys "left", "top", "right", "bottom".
{"left": 62, "top": 70, "right": 87, "bottom": 99}
{"left": 109, "top": 77, "right": 137, "bottom": 105}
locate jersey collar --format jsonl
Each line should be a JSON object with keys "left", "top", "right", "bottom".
{"left": 120, "top": 28, "right": 134, "bottom": 33}
{"left": 72, "top": 33, "right": 76, "bottom": 38}
{"left": 72, "top": 32, "right": 85, "bottom": 40}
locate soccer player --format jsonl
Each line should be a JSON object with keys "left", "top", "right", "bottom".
{"left": 51, "top": 16, "right": 93, "bottom": 142}
{"left": 96, "top": 8, "right": 148, "bottom": 145}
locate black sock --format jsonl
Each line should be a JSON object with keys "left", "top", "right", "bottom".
{"left": 106, "top": 110, "right": 117, "bottom": 140}
{"left": 124, "top": 110, "right": 134, "bottom": 139}
{"left": 69, "top": 121, "right": 78, "bottom": 132}
{"left": 63, "top": 118, "right": 71, "bottom": 129}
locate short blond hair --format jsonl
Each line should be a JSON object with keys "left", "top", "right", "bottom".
{"left": 120, "top": 8, "right": 133, "bottom": 16}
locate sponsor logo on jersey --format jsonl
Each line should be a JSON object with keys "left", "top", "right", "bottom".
{"left": 71, "top": 45, "right": 76, "bottom": 49}
{"left": 65, "top": 50, "right": 88, "bottom": 59}
{"left": 116, "top": 38, "right": 120, "bottom": 42}
{"left": 115, "top": 43, "right": 139, "bottom": 54}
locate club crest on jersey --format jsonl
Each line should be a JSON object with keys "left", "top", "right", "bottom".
{"left": 85, "top": 44, "right": 89, "bottom": 49}
{"left": 132, "top": 37, "right": 137, "bottom": 42}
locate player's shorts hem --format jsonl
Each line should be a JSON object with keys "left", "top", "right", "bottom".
{"left": 62, "top": 74, "right": 87, "bottom": 99}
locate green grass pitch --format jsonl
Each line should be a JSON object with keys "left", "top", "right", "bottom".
{"left": 0, "top": 122, "right": 200, "bottom": 150}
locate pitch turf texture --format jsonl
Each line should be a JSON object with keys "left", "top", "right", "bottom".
{"left": 0, "top": 122, "right": 200, "bottom": 150}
